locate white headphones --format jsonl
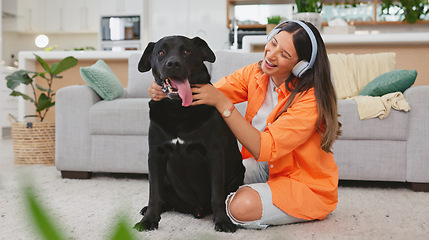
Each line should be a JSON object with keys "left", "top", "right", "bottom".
{"left": 266, "top": 20, "right": 318, "bottom": 78}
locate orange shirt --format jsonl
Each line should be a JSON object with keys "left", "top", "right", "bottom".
{"left": 214, "top": 63, "right": 338, "bottom": 220}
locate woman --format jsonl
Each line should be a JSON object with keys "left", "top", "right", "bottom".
{"left": 149, "top": 20, "right": 341, "bottom": 229}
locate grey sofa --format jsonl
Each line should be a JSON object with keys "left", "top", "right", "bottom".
{"left": 55, "top": 50, "right": 429, "bottom": 190}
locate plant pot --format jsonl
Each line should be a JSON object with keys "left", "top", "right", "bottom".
{"left": 9, "top": 115, "right": 55, "bottom": 165}
{"left": 266, "top": 23, "right": 277, "bottom": 35}
{"left": 293, "top": 12, "right": 322, "bottom": 31}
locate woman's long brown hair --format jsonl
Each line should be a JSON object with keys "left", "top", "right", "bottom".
{"left": 269, "top": 21, "right": 342, "bottom": 153}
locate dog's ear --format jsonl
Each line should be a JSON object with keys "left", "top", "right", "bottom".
{"left": 192, "top": 37, "right": 216, "bottom": 63}
{"left": 138, "top": 42, "right": 156, "bottom": 72}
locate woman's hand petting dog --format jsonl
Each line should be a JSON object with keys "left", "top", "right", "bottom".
{"left": 191, "top": 83, "right": 233, "bottom": 114}
{"left": 148, "top": 80, "right": 167, "bottom": 101}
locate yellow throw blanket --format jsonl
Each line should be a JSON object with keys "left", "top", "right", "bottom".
{"left": 349, "top": 92, "right": 411, "bottom": 120}
{"left": 329, "top": 52, "right": 396, "bottom": 99}
{"left": 329, "top": 52, "right": 410, "bottom": 119}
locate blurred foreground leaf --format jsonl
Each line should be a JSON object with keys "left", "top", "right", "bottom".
{"left": 110, "top": 216, "right": 138, "bottom": 240}
{"left": 24, "top": 186, "right": 66, "bottom": 240}
{"left": 24, "top": 184, "right": 138, "bottom": 240}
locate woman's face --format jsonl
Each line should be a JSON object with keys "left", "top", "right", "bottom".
{"left": 262, "top": 31, "right": 299, "bottom": 86}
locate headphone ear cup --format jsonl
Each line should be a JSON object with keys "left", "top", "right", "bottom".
{"left": 292, "top": 60, "right": 309, "bottom": 78}
{"left": 267, "top": 28, "right": 281, "bottom": 42}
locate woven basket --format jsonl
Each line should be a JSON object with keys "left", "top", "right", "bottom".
{"left": 9, "top": 115, "right": 55, "bottom": 165}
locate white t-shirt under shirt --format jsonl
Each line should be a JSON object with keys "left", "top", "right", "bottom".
{"left": 244, "top": 78, "right": 279, "bottom": 183}
{"left": 251, "top": 78, "right": 279, "bottom": 131}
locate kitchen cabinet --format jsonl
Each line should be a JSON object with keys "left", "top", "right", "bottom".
{"left": 60, "top": 0, "right": 99, "bottom": 32}
{"left": 45, "top": 0, "right": 99, "bottom": 33}
{"left": 99, "top": 0, "right": 143, "bottom": 16}
{"left": 4, "top": 0, "right": 98, "bottom": 33}
{"left": 15, "top": 0, "right": 47, "bottom": 32}
{"left": 85, "top": 1, "right": 100, "bottom": 31}
{"left": 44, "top": 0, "right": 62, "bottom": 32}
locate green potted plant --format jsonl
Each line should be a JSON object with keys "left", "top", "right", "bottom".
{"left": 294, "top": 0, "right": 323, "bottom": 30}
{"left": 296, "top": 0, "right": 322, "bottom": 13}
{"left": 381, "top": 0, "right": 429, "bottom": 24}
{"left": 266, "top": 15, "right": 284, "bottom": 34}
{"left": 5, "top": 54, "right": 78, "bottom": 165}
{"left": 6, "top": 54, "right": 78, "bottom": 122}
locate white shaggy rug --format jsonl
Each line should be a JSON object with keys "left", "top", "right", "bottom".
{"left": 1, "top": 138, "right": 429, "bottom": 240}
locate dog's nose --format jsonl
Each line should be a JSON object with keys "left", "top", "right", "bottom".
{"left": 166, "top": 59, "right": 181, "bottom": 69}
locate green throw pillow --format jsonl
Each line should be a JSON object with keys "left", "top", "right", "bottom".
{"left": 359, "top": 69, "right": 417, "bottom": 97}
{"left": 80, "top": 60, "right": 124, "bottom": 100}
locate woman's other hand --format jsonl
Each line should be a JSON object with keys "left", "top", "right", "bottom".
{"left": 148, "top": 80, "right": 167, "bottom": 101}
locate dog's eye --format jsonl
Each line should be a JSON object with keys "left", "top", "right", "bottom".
{"left": 158, "top": 51, "right": 165, "bottom": 55}
{"left": 184, "top": 50, "right": 191, "bottom": 55}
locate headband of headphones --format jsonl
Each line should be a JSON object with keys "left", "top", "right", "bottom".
{"left": 266, "top": 20, "right": 318, "bottom": 77}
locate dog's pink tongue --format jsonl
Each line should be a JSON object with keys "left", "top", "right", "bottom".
{"left": 169, "top": 78, "right": 192, "bottom": 107}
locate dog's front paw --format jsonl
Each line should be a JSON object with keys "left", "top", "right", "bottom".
{"left": 134, "top": 219, "right": 159, "bottom": 232}
{"left": 214, "top": 220, "right": 237, "bottom": 233}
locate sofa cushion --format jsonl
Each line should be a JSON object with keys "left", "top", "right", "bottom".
{"left": 127, "top": 52, "right": 155, "bottom": 98}
{"left": 89, "top": 98, "right": 151, "bottom": 135}
{"left": 359, "top": 69, "right": 417, "bottom": 97}
{"left": 337, "top": 99, "right": 408, "bottom": 141}
{"left": 80, "top": 60, "right": 124, "bottom": 100}
{"left": 91, "top": 135, "right": 149, "bottom": 173}
{"left": 211, "top": 50, "right": 264, "bottom": 83}
{"left": 333, "top": 139, "right": 406, "bottom": 181}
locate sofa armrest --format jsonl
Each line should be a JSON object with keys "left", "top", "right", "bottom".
{"left": 55, "top": 85, "right": 101, "bottom": 172}
{"left": 404, "top": 86, "right": 429, "bottom": 183}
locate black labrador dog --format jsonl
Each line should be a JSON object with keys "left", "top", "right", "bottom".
{"left": 134, "top": 36, "right": 244, "bottom": 232}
